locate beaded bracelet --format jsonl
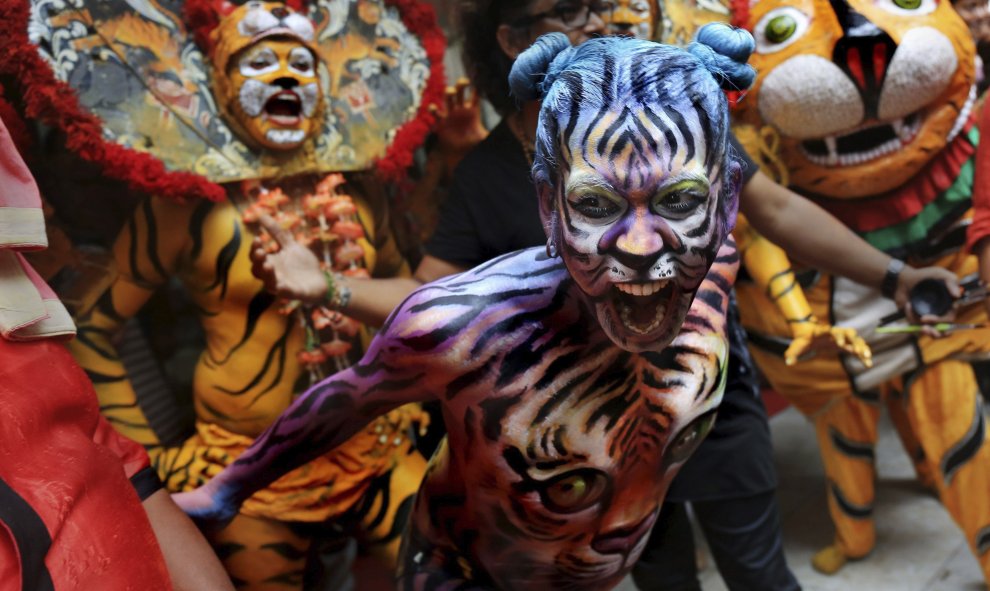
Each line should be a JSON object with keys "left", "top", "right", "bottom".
{"left": 322, "top": 270, "right": 353, "bottom": 311}
{"left": 322, "top": 269, "right": 337, "bottom": 306}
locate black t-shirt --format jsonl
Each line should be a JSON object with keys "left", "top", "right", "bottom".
{"left": 427, "top": 126, "right": 776, "bottom": 501}
{"left": 425, "top": 121, "right": 545, "bottom": 265}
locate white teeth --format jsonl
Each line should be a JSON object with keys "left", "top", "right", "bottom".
{"left": 824, "top": 136, "right": 838, "bottom": 167}
{"left": 618, "top": 301, "right": 668, "bottom": 334}
{"left": 947, "top": 84, "right": 977, "bottom": 143}
{"left": 615, "top": 280, "right": 668, "bottom": 297}
{"left": 801, "top": 113, "right": 924, "bottom": 169}
{"left": 615, "top": 282, "right": 672, "bottom": 334}
{"left": 265, "top": 128, "right": 306, "bottom": 144}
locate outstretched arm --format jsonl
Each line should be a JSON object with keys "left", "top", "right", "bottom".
{"left": 174, "top": 312, "right": 437, "bottom": 525}
{"left": 741, "top": 170, "right": 959, "bottom": 309}
{"left": 142, "top": 490, "right": 235, "bottom": 591}
{"left": 249, "top": 214, "right": 469, "bottom": 327}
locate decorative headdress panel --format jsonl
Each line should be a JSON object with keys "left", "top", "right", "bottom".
{"left": 0, "top": 0, "right": 445, "bottom": 201}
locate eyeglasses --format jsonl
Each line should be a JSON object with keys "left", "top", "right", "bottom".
{"left": 512, "top": 0, "right": 616, "bottom": 30}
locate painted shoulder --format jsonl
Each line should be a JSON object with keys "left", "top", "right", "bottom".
{"left": 377, "top": 247, "right": 570, "bottom": 354}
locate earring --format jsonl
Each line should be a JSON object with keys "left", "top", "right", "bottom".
{"left": 545, "top": 210, "right": 560, "bottom": 258}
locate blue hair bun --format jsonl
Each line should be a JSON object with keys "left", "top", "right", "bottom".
{"left": 509, "top": 32, "right": 573, "bottom": 102}
{"left": 687, "top": 23, "right": 756, "bottom": 91}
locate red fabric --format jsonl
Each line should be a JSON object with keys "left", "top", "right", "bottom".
{"left": 0, "top": 338, "right": 172, "bottom": 590}
{"left": 809, "top": 116, "right": 977, "bottom": 233}
{"left": 0, "top": 116, "right": 40, "bottom": 210}
{"left": 0, "top": 521, "right": 21, "bottom": 589}
{"left": 0, "top": 113, "right": 75, "bottom": 340}
{"left": 967, "top": 100, "right": 990, "bottom": 252}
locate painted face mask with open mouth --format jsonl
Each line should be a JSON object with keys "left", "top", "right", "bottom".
{"left": 554, "top": 161, "right": 734, "bottom": 353}
{"left": 737, "top": 0, "right": 977, "bottom": 198}
{"left": 539, "top": 101, "right": 738, "bottom": 352}
{"left": 520, "top": 34, "right": 742, "bottom": 354}
{"left": 228, "top": 38, "right": 323, "bottom": 150}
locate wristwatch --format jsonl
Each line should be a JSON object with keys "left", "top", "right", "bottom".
{"left": 881, "top": 258, "right": 905, "bottom": 300}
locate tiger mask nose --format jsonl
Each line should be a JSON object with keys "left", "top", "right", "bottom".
{"left": 829, "top": 0, "right": 898, "bottom": 119}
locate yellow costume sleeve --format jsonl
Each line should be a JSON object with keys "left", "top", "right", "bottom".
{"left": 735, "top": 215, "right": 872, "bottom": 366}
{"left": 734, "top": 125, "right": 871, "bottom": 366}
{"left": 68, "top": 196, "right": 195, "bottom": 450}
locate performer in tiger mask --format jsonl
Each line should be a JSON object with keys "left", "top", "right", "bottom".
{"left": 730, "top": 0, "right": 990, "bottom": 579}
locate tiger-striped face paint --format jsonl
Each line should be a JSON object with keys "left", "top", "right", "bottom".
{"left": 535, "top": 43, "right": 741, "bottom": 353}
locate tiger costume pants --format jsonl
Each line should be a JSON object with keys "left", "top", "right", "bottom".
{"left": 814, "top": 359, "right": 990, "bottom": 581}
{"left": 155, "top": 415, "right": 428, "bottom": 590}
{"left": 202, "top": 450, "right": 426, "bottom": 590}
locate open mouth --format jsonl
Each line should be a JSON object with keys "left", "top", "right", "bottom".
{"left": 264, "top": 91, "right": 303, "bottom": 126}
{"left": 799, "top": 84, "right": 978, "bottom": 168}
{"left": 800, "top": 112, "right": 922, "bottom": 168}
{"left": 610, "top": 280, "right": 677, "bottom": 335}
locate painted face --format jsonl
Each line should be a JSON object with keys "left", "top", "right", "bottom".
{"left": 357, "top": 0, "right": 383, "bottom": 24}
{"left": 547, "top": 106, "right": 738, "bottom": 353}
{"left": 735, "top": 0, "right": 976, "bottom": 198}
{"left": 224, "top": 38, "right": 323, "bottom": 151}
{"left": 604, "top": 0, "right": 658, "bottom": 39}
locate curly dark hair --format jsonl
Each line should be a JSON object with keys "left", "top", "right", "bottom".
{"left": 457, "top": 0, "right": 537, "bottom": 115}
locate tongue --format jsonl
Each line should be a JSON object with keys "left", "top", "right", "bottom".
{"left": 628, "top": 297, "right": 657, "bottom": 327}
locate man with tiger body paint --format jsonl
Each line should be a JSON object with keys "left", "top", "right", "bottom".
{"left": 175, "top": 26, "right": 753, "bottom": 590}
{"left": 66, "top": 2, "right": 429, "bottom": 589}
{"left": 729, "top": 0, "right": 990, "bottom": 579}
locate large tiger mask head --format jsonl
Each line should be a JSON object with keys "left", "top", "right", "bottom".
{"left": 735, "top": 0, "right": 977, "bottom": 198}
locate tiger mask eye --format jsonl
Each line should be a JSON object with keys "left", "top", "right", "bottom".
{"left": 664, "top": 409, "right": 718, "bottom": 467}
{"left": 536, "top": 468, "right": 611, "bottom": 514}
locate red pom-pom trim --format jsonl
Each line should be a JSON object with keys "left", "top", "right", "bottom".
{"left": 0, "top": 0, "right": 444, "bottom": 199}
{"left": 0, "top": 2, "right": 226, "bottom": 202}
{"left": 374, "top": 0, "right": 446, "bottom": 182}
{"left": 0, "top": 84, "right": 33, "bottom": 158}
{"left": 730, "top": 0, "right": 750, "bottom": 29}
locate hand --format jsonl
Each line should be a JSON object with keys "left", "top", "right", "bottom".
{"left": 171, "top": 483, "right": 238, "bottom": 533}
{"left": 976, "top": 237, "right": 990, "bottom": 316}
{"left": 431, "top": 78, "right": 488, "bottom": 174}
{"left": 897, "top": 265, "right": 961, "bottom": 336}
{"left": 896, "top": 265, "right": 961, "bottom": 316}
{"left": 249, "top": 214, "right": 327, "bottom": 304}
{"left": 785, "top": 321, "right": 873, "bottom": 367}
